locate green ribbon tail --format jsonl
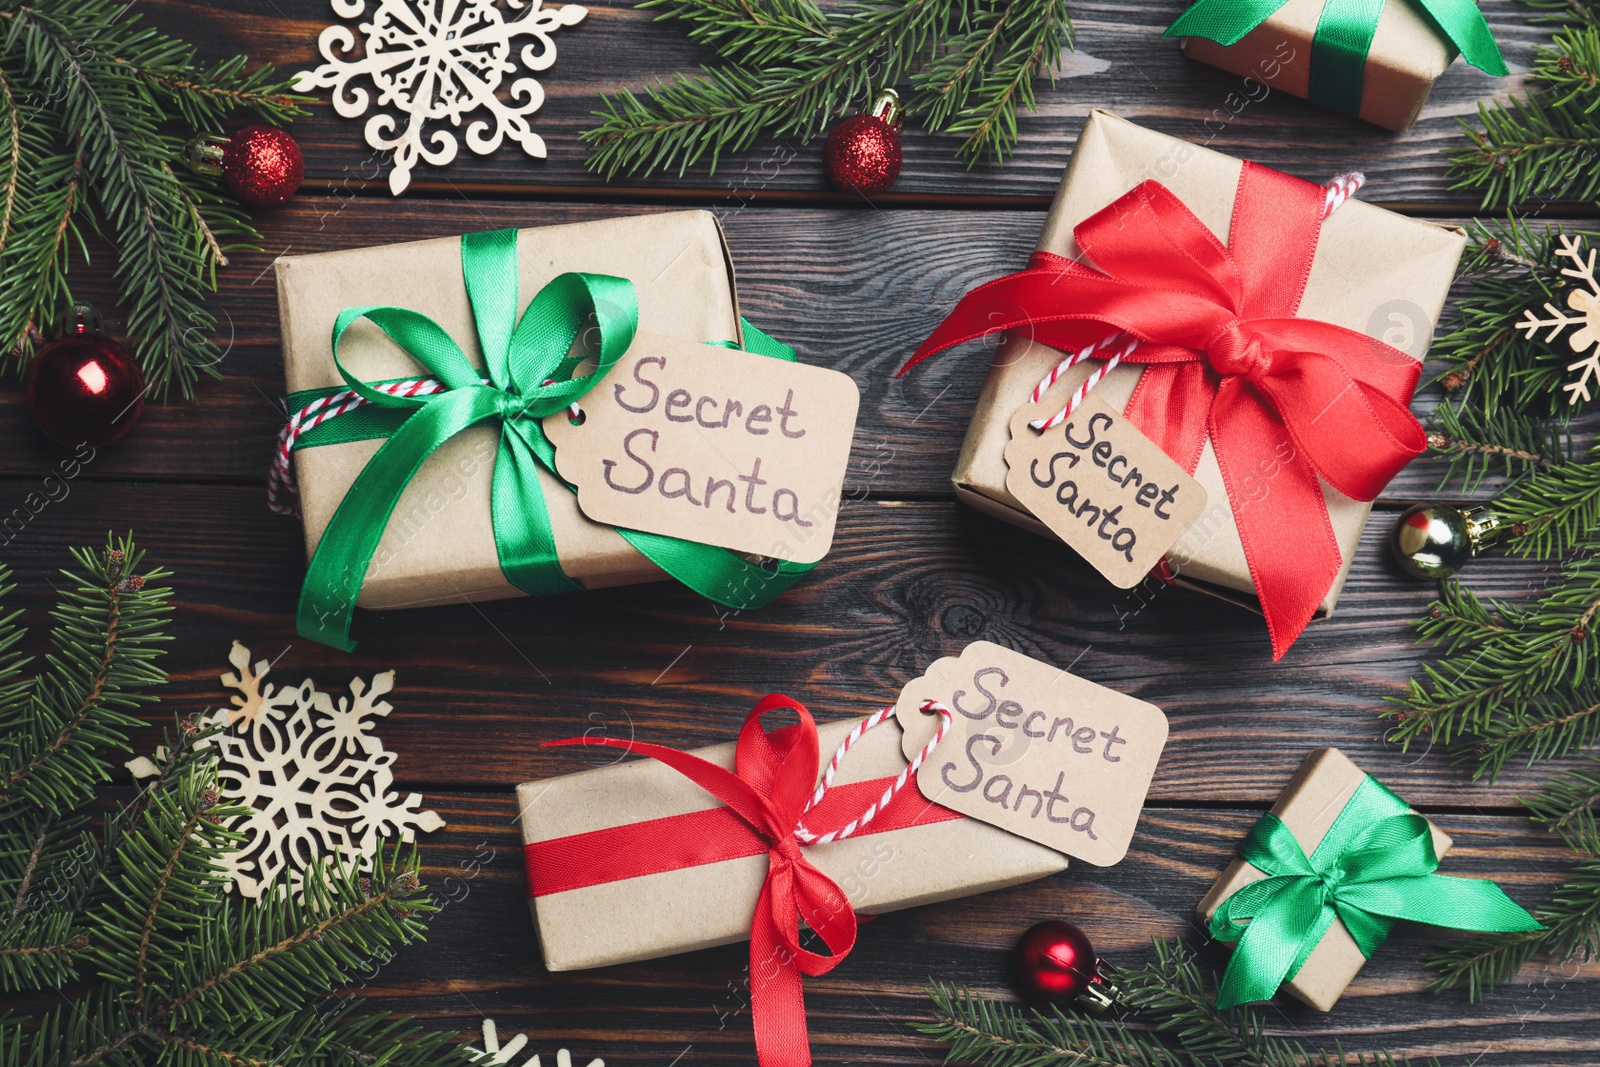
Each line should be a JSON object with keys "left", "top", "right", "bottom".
{"left": 1336, "top": 874, "right": 1545, "bottom": 934}
{"left": 298, "top": 387, "right": 504, "bottom": 651}
{"left": 1162, "top": 0, "right": 1292, "bottom": 42}
{"left": 1414, "top": 0, "right": 1508, "bottom": 74}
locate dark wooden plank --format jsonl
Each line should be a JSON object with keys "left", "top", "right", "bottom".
{"left": 141, "top": 0, "right": 1558, "bottom": 204}
{"left": 7, "top": 198, "right": 1588, "bottom": 501}
{"left": 355, "top": 794, "right": 1598, "bottom": 1066}
{"left": 0, "top": 479, "right": 1574, "bottom": 807}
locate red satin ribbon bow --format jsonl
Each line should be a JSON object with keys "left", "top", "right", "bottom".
{"left": 539, "top": 695, "right": 945, "bottom": 1067}
{"left": 899, "top": 162, "right": 1426, "bottom": 658}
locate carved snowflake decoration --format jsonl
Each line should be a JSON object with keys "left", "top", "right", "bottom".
{"left": 1515, "top": 233, "right": 1600, "bottom": 407}
{"left": 202, "top": 642, "right": 444, "bottom": 898}
{"left": 463, "top": 1019, "right": 603, "bottom": 1067}
{"left": 292, "top": 0, "right": 588, "bottom": 195}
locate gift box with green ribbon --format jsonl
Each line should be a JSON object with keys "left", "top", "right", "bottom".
{"left": 1165, "top": 0, "right": 1507, "bottom": 131}
{"left": 1198, "top": 748, "right": 1540, "bottom": 1011}
{"left": 273, "top": 211, "right": 817, "bottom": 651}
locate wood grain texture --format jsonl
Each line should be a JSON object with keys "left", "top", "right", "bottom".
{"left": 8, "top": 198, "right": 1590, "bottom": 502}
{"left": 143, "top": 0, "right": 1557, "bottom": 204}
{"left": 9, "top": 0, "right": 1593, "bottom": 1059}
{"left": 364, "top": 795, "right": 1598, "bottom": 1066}
{"left": 0, "top": 479, "right": 1567, "bottom": 807}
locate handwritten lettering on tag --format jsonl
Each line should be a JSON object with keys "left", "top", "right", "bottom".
{"left": 895, "top": 641, "right": 1167, "bottom": 866}
{"left": 546, "top": 334, "right": 860, "bottom": 564}
{"left": 1005, "top": 393, "right": 1207, "bottom": 588}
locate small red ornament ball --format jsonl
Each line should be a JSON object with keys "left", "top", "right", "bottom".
{"left": 1013, "top": 920, "right": 1099, "bottom": 1004}
{"left": 223, "top": 125, "right": 303, "bottom": 207}
{"left": 825, "top": 113, "right": 902, "bottom": 194}
{"left": 26, "top": 331, "right": 146, "bottom": 448}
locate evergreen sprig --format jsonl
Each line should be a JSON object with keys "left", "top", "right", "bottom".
{"left": 0, "top": 537, "right": 465, "bottom": 1067}
{"left": 0, "top": 0, "right": 306, "bottom": 399}
{"left": 582, "top": 0, "right": 1073, "bottom": 180}
{"left": 1523, "top": 751, "right": 1600, "bottom": 853}
{"left": 1447, "top": 21, "right": 1600, "bottom": 207}
{"left": 1425, "top": 219, "right": 1590, "bottom": 423}
{"left": 916, "top": 939, "right": 1435, "bottom": 1067}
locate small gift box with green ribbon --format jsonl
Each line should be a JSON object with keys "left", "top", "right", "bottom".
{"left": 1198, "top": 748, "right": 1540, "bottom": 1010}
{"left": 273, "top": 211, "right": 816, "bottom": 651}
{"left": 1165, "top": 0, "right": 1507, "bottom": 131}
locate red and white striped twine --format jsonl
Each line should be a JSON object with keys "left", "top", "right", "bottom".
{"left": 268, "top": 376, "right": 445, "bottom": 517}
{"left": 266, "top": 377, "right": 588, "bottom": 518}
{"left": 1023, "top": 171, "right": 1367, "bottom": 435}
{"left": 792, "top": 699, "right": 953, "bottom": 847}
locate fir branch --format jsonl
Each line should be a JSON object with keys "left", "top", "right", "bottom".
{"left": 1425, "top": 402, "right": 1568, "bottom": 493}
{"left": 639, "top": 0, "right": 828, "bottom": 67}
{"left": 0, "top": 0, "right": 301, "bottom": 396}
{"left": 1447, "top": 25, "right": 1600, "bottom": 207}
{"left": 0, "top": 535, "right": 170, "bottom": 814}
{"left": 583, "top": 0, "right": 1073, "bottom": 179}
{"left": 1495, "top": 443, "right": 1600, "bottom": 559}
{"left": 917, "top": 982, "right": 1185, "bottom": 1067}
{"left": 1522, "top": 751, "right": 1600, "bottom": 854}
{"left": 1426, "top": 219, "right": 1588, "bottom": 426}
{"left": 918, "top": 940, "right": 1438, "bottom": 1067}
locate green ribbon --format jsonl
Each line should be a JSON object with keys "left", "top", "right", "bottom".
{"left": 1210, "top": 775, "right": 1541, "bottom": 1009}
{"left": 1163, "top": 0, "right": 1507, "bottom": 117}
{"left": 292, "top": 228, "right": 813, "bottom": 651}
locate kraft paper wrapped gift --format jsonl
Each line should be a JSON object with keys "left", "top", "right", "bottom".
{"left": 947, "top": 111, "right": 1466, "bottom": 627}
{"left": 517, "top": 712, "right": 1068, "bottom": 972}
{"left": 1196, "top": 749, "right": 1453, "bottom": 1011}
{"left": 275, "top": 210, "right": 744, "bottom": 612}
{"left": 1167, "top": 0, "right": 1507, "bottom": 132}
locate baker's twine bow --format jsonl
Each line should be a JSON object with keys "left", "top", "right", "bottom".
{"left": 544, "top": 695, "right": 952, "bottom": 1067}
{"left": 900, "top": 162, "right": 1426, "bottom": 659}
{"left": 282, "top": 228, "right": 812, "bottom": 651}
{"left": 1164, "top": 0, "right": 1506, "bottom": 118}
{"left": 1210, "top": 775, "right": 1541, "bottom": 1009}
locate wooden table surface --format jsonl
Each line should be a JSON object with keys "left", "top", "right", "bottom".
{"left": 22, "top": 0, "right": 1600, "bottom": 1062}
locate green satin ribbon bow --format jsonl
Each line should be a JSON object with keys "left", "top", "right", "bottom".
{"left": 1164, "top": 0, "right": 1507, "bottom": 117}
{"left": 1210, "top": 775, "right": 1540, "bottom": 1009}
{"left": 291, "top": 227, "right": 813, "bottom": 651}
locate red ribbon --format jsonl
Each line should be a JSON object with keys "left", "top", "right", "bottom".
{"left": 899, "top": 162, "right": 1426, "bottom": 659}
{"left": 530, "top": 695, "right": 962, "bottom": 1067}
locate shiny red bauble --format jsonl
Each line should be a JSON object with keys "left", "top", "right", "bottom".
{"left": 26, "top": 330, "right": 146, "bottom": 447}
{"left": 222, "top": 125, "right": 304, "bottom": 207}
{"left": 824, "top": 89, "right": 904, "bottom": 195}
{"left": 1013, "top": 919, "right": 1100, "bottom": 1003}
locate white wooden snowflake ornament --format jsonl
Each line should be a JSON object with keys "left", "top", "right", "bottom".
{"left": 203, "top": 642, "right": 444, "bottom": 898}
{"left": 1515, "top": 233, "right": 1600, "bottom": 407}
{"left": 292, "top": 0, "right": 588, "bottom": 194}
{"left": 464, "top": 1019, "right": 603, "bottom": 1067}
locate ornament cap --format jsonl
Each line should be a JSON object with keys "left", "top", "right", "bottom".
{"left": 183, "top": 133, "right": 229, "bottom": 177}
{"left": 1078, "top": 961, "right": 1119, "bottom": 1014}
{"left": 869, "top": 88, "right": 904, "bottom": 130}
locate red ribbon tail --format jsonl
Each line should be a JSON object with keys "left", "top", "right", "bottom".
{"left": 1209, "top": 382, "right": 1342, "bottom": 660}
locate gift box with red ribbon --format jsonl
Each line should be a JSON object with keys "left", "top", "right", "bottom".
{"left": 904, "top": 111, "right": 1466, "bottom": 659}
{"left": 517, "top": 696, "right": 1068, "bottom": 1067}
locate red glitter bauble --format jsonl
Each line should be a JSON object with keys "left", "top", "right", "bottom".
{"left": 1013, "top": 920, "right": 1099, "bottom": 1004}
{"left": 825, "top": 115, "right": 902, "bottom": 194}
{"left": 825, "top": 89, "right": 904, "bottom": 194}
{"left": 25, "top": 330, "right": 145, "bottom": 448}
{"left": 222, "top": 125, "right": 304, "bottom": 207}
